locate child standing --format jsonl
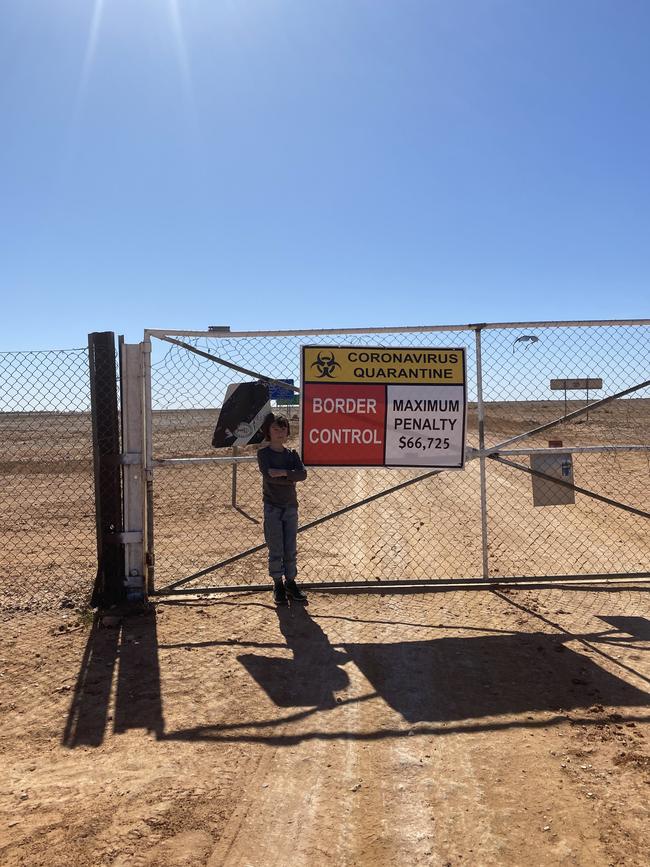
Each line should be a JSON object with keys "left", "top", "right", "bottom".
{"left": 257, "top": 413, "right": 308, "bottom": 604}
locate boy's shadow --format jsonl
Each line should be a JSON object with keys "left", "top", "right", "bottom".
{"left": 238, "top": 604, "right": 350, "bottom": 709}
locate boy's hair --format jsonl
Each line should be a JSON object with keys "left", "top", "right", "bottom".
{"left": 262, "top": 412, "right": 291, "bottom": 439}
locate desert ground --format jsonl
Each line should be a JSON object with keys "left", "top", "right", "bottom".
{"left": 1, "top": 399, "right": 648, "bottom": 865}
{"left": 1, "top": 584, "right": 649, "bottom": 866}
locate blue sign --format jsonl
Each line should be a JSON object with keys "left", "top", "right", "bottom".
{"left": 269, "top": 379, "right": 296, "bottom": 401}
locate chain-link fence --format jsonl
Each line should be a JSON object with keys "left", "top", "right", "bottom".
{"left": 5, "top": 324, "right": 644, "bottom": 611}
{"left": 145, "top": 322, "right": 650, "bottom": 593}
{"left": 0, "top": 348, "right": 96, "bottom": 609}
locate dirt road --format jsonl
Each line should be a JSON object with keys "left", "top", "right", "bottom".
{"left": 2, "top": 583, "right": 648, "bottom": 866}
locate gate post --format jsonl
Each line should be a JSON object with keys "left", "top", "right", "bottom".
{"left": 142, "top": 334, "right": 155, "bottom": 595}
{"left": 474, "top": 326, "right": 490, "bottom": 579}
{"left": 88, "top": 331, "right": 125, "bottom": 607}
{"left": 119, "top": 339, "right": 146, "bottom": 600}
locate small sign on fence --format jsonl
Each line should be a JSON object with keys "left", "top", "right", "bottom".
{"left": 531, "top": 450, "right": 576, "bottom": 506}
{"left": 300, "top": 346, "right": 467, "bottom": 468}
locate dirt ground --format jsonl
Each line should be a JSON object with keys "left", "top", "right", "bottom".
{"left": 1, "top": 397, "right": 649, "bottom": 864}
{"left": 1, "top": 582, "right": 649, "bottom": 866}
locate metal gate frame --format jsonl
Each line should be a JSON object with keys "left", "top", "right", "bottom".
{"left": 127, "top": 319, "right": 650, "bottom": 597}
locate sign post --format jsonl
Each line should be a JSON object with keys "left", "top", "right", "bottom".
{"left": 301, "top": 346, "right": 467, "bottom": 468}
{"left": 550, "top": 378, "right": 603, "bottom": 421}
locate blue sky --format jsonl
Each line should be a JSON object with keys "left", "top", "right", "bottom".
{"left": 1, "top": 0, "right": 649, "bottom": 350}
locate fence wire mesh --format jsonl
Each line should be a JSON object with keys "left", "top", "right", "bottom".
{"left": 482, "top": 324, "right": 649, "bottom": 578}
{"left": 0, "top": 348, "right": 96, "bottom": 610}
{"left": 147, "top": 323, "right": 650, "bottom": 591}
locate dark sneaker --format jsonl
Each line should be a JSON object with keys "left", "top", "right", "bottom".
{"left": 285, "top": 580, "right": 307, "bottom": 602}
{"left": 273, "top": 582, "right": 288, "bottom": 605}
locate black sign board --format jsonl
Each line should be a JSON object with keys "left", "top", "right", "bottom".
{"left": 211, "top": 382, "right": 271, "bottom": 448}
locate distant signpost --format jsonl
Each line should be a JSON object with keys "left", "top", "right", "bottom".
{"left": 550, "top": 377, "right": 603, "bottom": 421}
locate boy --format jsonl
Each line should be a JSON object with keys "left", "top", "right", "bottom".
{"left": 257, "top": 413, "right": 308, "bottom": 604}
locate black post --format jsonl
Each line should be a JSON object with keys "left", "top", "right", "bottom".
{"left": 89, "top": 332, "right": 125, "bottom": 607}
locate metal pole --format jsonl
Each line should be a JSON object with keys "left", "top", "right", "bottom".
{"left": 159, "top": 466, "right": 444, "bottom": 592}
{"left": 486, "top": 377, "right": 650, "bottom": 455}
{"left": 88, "top": 332, "right": 124, "bottom": 607}
{"left": 231, "top": 446, "right": 239, "bottom": 507}
{"left": 491, "top": 455, "right": 650, "bottom": 520}
{"left": 144, "top": 317, "right": 650, "bottom": 341}
{"left": 156, "top": 335, "right": 301, "bottom": 393}
{"left": 142, "top": 336, "right": 155, "bottom": 595}
{"left": 120, "top": 340, "right": 146, "bottom": 599}
{"left": 474, "top": 327, "right": 489, "bottom": 579}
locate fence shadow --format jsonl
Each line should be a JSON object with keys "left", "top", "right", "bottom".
{"left": 161, "top": 604, "right": 649, "bottom": 745}
{"left": 598, "top": 616, "right": 650, "bottom": 641}
{"left": 63, "top": 595, "right": 649, "bottom": 748}
{"left": 62, "top": 606, "right": 164, "bottom": 748}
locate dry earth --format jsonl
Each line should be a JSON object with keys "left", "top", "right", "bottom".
{"left": 1, "top": 583, "right": 649, "bottom": 866}
{"left": 1, "top": 399, "right": 649, "bottom": 865}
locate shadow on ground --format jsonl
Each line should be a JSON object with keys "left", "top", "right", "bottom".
{"left": 62, "top": 591, "right": 650, "bottom": 748}
{"left": 62, "top": 606, "right": 164, "bottom": 747}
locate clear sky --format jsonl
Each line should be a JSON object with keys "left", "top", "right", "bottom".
{"left": 1, "top": 0, "right": 649, "bottom": 350}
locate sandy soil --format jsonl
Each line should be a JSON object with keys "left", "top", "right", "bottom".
{"left": 1, "top": 583, "right": 649, "bottom": 866}
{"left": 1, "top": 398, "right": 648, "bottom": 864}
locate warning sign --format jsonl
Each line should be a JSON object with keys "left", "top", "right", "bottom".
{"left": 301, "top": 346, "right": 467, "bottom": 468}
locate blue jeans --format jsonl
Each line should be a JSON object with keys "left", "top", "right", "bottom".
{"left": 263, "top": 503, "right": 298, "bottom": 582}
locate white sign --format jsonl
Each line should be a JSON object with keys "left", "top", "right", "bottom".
{"left": 384, "top": 385, "right": 465, "bottom": 467}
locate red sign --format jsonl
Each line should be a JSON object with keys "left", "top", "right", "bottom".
{"left": 302, "top": 383, "right": 385, "bottom": 465}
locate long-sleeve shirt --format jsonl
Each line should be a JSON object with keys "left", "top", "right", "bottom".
{"left": 257, "top": 446, "right": 307, "bottom": 506}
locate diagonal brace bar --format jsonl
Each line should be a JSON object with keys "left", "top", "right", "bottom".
{"left": 491, "top": 455, "right": 650, "bottom": 520}
{"left": 485, "top": 378, "right": 650, "bottom": 455}
{"left": 157, "top": 468, "right": 443, "bottom": 591}
{"left": 157, "top": 336, "right": 301, "bottom": 393}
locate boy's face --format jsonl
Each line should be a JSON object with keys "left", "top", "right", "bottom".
{"left": 269, "top": 421, "right": 289, "bottom": 446}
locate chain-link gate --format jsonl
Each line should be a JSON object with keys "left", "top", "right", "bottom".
{"left": 135, "top": 321, "right": 650, "bottom": 597}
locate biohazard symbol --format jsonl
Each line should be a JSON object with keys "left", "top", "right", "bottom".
{"left": 310, "top": 351, "right": 342, "bottom": 379}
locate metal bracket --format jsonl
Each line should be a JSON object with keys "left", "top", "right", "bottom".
{"left": 105, "top": 453, "right": 142, "bottom": 467}
{"left": 119, "top": 453, "right": 142, "bottom": 465}
{"left": 106, "top": 531, "right": 143, "bottom": 544}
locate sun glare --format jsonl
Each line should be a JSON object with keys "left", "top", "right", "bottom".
{"left": 167, "top": 0, "right": 194, "bottom": 104}
{"left": 76, "top": 0, "right": 195, "bottom": 109}
{"left": 78, "top": 0, "right": 105, "bottom": 108}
